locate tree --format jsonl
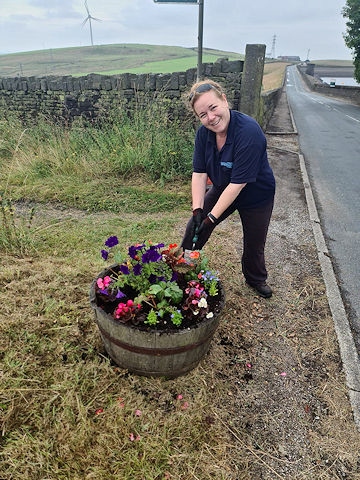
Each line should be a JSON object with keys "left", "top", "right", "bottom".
{"left": 342, "top": 0, "right": 360, "bottom": 83}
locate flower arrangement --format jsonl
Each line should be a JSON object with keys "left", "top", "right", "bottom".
{"left": 94, "top": 236, "right": 221, "bottom": 329}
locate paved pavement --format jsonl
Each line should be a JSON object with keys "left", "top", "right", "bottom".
{"left": 266, "top": 86, "right": 360, "bottom": 429}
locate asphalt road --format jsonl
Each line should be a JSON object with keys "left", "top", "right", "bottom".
{"left": 286, "top": 65, "right": 360, "bottom": 348}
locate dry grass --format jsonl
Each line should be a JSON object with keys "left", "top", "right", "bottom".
{"left": 1, "top": 91, "right": 360, "bottom": 479}
{"left": 263, "top": 62, "right": 290, "bottom": 92}
{"left": 1, "top": 195, "right": 360, "bottom": 479}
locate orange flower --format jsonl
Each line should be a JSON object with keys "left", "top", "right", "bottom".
{"left": 189, "top": 251, "right": 200, "bottom": 259}
{"left": 169, "top": 243, "right": 178, "bottom": 249}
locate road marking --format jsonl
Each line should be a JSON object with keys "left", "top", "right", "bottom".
{"left": 346, "top": 115, "right": 360, "bottom": 123}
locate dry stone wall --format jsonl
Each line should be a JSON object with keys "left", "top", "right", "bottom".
{"left": 0, "top": 58, "right": 243, "bottom": 124}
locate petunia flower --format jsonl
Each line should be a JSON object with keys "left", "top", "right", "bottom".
{"left": 101, "top": 249, "right": 109, "bottom": 260}
{"left": 105, "top": 236, "right": 119, "bottom": 248}
{"left": 120, "top": 264, "right": 130, "bottom": 275}
{"left": 133, "top": 264, "right": 142, "bottom": 275}
{"left": 142, "top": 248, "right": 162, "bottom": 264}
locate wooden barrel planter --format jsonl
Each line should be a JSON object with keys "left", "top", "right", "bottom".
{"left": 89, "top": 276, "right": 225, "bottom": 378}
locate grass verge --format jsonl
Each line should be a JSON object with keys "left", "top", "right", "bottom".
{"left": 1, "top": 103, "right": 360, "bottom": 479}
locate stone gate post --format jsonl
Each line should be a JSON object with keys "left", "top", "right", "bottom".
{"left": 240, "top": 44, "right": 266, "bottom": 120}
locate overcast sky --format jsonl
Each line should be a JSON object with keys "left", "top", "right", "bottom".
{"left": 0, "top": 0, "right": 352, "bottom": 61}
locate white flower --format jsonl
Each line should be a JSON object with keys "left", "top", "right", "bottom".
{"left": 198, "top": 297, "right": 208, "bottom": 309}
{"left": 206, "top": 312, "right": 214, "bottom": 319}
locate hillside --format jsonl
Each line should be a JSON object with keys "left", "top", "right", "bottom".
{"left": 0, "top": 43, "right": 243, "bottom": 78}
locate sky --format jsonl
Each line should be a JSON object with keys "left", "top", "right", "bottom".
{"left": 0, "top": 0, "right": 353, "bottom": 61}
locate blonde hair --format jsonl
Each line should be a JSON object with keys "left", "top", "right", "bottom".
{"left": 188, "top": 79, "right": 225, "bottom": 110}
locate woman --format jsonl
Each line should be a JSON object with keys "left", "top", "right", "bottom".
{"left": 181, "top": 79, "right": 275, "bottom": 298}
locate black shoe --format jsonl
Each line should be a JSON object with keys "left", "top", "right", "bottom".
{"left": 246, "top": 282, "right": 273, "bottom": 298}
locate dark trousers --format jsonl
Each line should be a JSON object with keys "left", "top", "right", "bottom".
{"left": 181, "top": 187, "right": 274, "bottom": 286}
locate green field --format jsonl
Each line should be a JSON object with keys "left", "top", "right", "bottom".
{"left": 0, "top": 43, "right": 243, "bottom": 77}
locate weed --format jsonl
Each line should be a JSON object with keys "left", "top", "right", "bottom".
{"left": 0, "top": 100, "right": 194, "bottom": 212}
{"left": 0, "top": 194, "right": 35, "bottom": 256}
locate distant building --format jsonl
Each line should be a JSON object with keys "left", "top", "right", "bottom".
{"left": 277, "top": 56, "right": 301, "bottom": 62}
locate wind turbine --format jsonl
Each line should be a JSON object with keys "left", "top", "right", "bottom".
{"left": 82, "top": 0, "right": 101, "bottom": 46}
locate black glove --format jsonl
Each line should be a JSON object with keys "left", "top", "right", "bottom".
{"left": 190, "top": 208, "right": 203, "bottom": 245}
{"left": 194, "top": 216, "right": 216, "bottom": 250}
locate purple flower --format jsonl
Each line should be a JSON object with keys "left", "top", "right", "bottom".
{"left": 128, "top": 244, "right": 145, "bottom": 259}
{"left": 142, "top": 247, "right": 162, "bottom": 264}
{"left": 153, "top": 243, "right": 165, "bottom": 249}
{"left": 116, "top": 290, "right": 126, "bottom": 299}
{"left": 120, "top": 264, "right": 130, "bottom": 275}
{"left": 101, "top": 249, "right": 109, "bottom": 260}
{"left": 105, "top": 236, "right": 119, "bottom": 248}
{"left": 133, "top": 264, "right": 142, "bottom": 276}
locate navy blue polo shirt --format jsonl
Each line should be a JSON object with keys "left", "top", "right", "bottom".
{"left": 193, "top": 110, "right": 275, "bottom": 209}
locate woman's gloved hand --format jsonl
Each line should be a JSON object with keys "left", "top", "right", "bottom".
{"left": 194, "top": 214, "right": 217, "bottom": 250}
{"left": 190, "top": 208, "right": 204, "bottom": 245}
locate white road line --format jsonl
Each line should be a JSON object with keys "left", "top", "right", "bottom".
{"left": 346, "top": 115, "right": 360, "bottom": 123}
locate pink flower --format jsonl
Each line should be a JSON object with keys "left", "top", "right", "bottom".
{"left": 95, "top": 408, "right": 104, "bottom": 415}
{"left": 176, "top": 394, "right": 183, "bottom": 400}
{"left": 97, "top": 276, "right": 112, "bottom": 290}
{"left": 181, "top": 401, "right": 189, "bottom": 410}
{"left": 135, "top": 409, "right": 142, "bottom": 417}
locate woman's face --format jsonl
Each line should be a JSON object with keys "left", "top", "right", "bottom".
{"left": 193, "top": 90, "right": 230, "bottom": 135}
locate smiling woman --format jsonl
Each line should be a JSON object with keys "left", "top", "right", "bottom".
{"left": 180, "top": 78, "right": 276, "bottom": 299}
